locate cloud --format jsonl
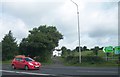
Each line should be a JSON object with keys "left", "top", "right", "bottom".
{"left": 0, "top": 13, "right": 28, "bottom": 43}
{"left": 73, "top": 1, "right": 118, "bottom": 49}
{"left": 0, "top": 0, "right": 119, "bottom": 50}
{"left": 1, "top": 0, "right": 65, "bottom": 26}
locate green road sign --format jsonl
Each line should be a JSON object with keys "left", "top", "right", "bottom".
{"left": 114, "top": 46, "right": 120, "bottom": 54}
{"left": 103, "top": 46, "right": 113, "bottom": 53}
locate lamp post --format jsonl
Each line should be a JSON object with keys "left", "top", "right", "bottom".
{"left": 71, "top": 0, "right": 81, "bottom": 63}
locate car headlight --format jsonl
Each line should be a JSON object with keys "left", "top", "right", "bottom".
{"left": 29, "top": 62, "right": 33, "bottom": 65}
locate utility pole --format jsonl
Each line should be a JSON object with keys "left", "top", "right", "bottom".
{"left": 71, "top": 0, "right": 81, "bottom": 63}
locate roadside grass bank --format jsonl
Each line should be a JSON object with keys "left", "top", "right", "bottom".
{"left": 60, "top": 50, "right": 120, "bottom": 67}
{"left": 60, "top": 57, "right": 119, "bottom": 67}
{"left": 2, "top": 60, "right": 12, "bottom": 64}
{"left": 41, "top": 59, "right": 54, "bottom": 65}
{"left": 63, "top": 60, "right": 119, "bottom": 67}
{"left": 2, "top": 58, "right": 119, "bottom": 67}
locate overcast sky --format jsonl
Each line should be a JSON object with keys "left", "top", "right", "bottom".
{"left": 0, "top": 0, "right": 119, "bottom": 50}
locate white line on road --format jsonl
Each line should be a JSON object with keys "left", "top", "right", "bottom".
{"left": 77, "top": 70, "right": 118, "bottom": 73}
{"left": 0, "top": 70, "right": 55, "bottom": 76}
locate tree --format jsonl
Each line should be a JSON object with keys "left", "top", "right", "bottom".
{"left": 61, "top": 46, "right": 68, "bottom": 58}
{"left": 61, "top": 46, "right": 73, "bottom": 57}
{"left": 74, "top": 46, "right": 83, "bottom": 52}
{"left": 83, "top": 46, "right": 88, "bottom": 51}
{"left": 93, "top": 46, "right": 99, "bottom": 56}
{"left": 67, "top": 49, "right": 72, "bottom": 56}
{"left": 2, "top": 31, "right": 18, "bottom": 61}
{"left": 19, "top": 25, "right": 63, "bottom": 62}
{"left": 19, "top": 38, "right": 29, "bottom": 56}
{"left": 99, "top": 47, "right": 103, "bottom": 50}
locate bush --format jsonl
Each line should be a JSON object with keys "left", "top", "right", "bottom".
{"left": 64, "top": 55, "right": 105, "bottom": 64}
{"left": 82, "top": 56, "right": 105, "bottom": 64}
{"left": 65, "top": 56, "right": 79, "bottom": 64}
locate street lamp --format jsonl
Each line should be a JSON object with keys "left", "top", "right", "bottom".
{"left": 71, "top": 0, "right": 81, "bottom": 63}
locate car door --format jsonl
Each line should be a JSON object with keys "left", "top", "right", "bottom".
{"left": 19, "top": 58, "right": 26, "bottom": 68}
{"left": 14, "top": 58, "right": 20, "bottom": 68}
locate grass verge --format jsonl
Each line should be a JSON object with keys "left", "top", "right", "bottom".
{"left": 2, "top": 60, "right": 12, "bottom": 64}
{"left": 61, "top": 57, "right": 119, "bottom": 67}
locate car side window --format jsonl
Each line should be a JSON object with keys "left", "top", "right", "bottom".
{"left": 15, "top": 58, "right": 22, "bottom": 61}
{"left": 15, "top": 58, "right": 19, "bottom": 61}
{"left": 19, "top": 58, "right": 23, "bottom": 61}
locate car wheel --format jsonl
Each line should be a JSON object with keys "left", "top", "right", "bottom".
{"left": 12, "top": 65, "right": 16, "bottom": 69}
{"left": 24, "top": 65, "right": 29, "bottom": 70}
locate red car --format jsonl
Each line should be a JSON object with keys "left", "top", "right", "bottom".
{"left": 11, "top": 55, "right": 41, "bottom": 70}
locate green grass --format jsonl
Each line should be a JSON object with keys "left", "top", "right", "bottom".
{"left": 41, "top": 60, "right": 54, "bottom": 65}
{"left": 73, "top": 51, "right": 93, "bottom": 56}
{"left": 63, "top": 60, "right": 119, "bottom": 67}
{"left": 61, "top": 50, "right": 119, "bottom": 67}
{"left": 74, "top": 50, "right": 119, "bottom": 59}
{"left": 2, "top": 60, "right": 12, "bottom": 64}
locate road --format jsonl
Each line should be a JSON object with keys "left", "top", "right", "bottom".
{"left": 1, "top": 57, "right": 120, "bottom": 77}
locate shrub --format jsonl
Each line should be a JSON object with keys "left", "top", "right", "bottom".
{"left": 64, "top": 55, "right": 105, "bottom": 64}
{"left": 65, "top": 56, "right": 78, "bottom": 64}
{"left": 82, "top": 56, "right": 105, "bottom": 64}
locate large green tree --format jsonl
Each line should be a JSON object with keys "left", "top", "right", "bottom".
{"left": 2, "top": 31, "right": 18, "bottom": 61}
{"left": 19, "top": 25, "right": 63, "bottom": 62}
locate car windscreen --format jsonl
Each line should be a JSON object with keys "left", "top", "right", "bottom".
{"left": 24, "top": 58, "right": 34, "bottom": 62}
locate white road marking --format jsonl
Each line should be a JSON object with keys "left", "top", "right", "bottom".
{"left": 0, "top": 70, "right": 55, "bottom": 76}
{"left": 77, "top": 70, "right": 118, "bottom": 73}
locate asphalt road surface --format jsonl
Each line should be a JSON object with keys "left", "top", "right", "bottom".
{"left": 1, "top": 57, "right": 120, "bottom": 77}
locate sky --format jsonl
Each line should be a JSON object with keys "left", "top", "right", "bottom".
{"left": 0, "top": 0, "right": 119, "bottom": 50}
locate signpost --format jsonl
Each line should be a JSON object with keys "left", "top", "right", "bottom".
{"left": 114, "top": 46, "right": 120, "bottom": 62}
{"left": 114, "top": 46, "right": 120, "bottom": 55}
{"left": 103, "top": 46, "right": 114, "bottom": 53}
{"left": 103, "top": 46, "right": 113, "bottom": 61}
{"left": 103, "top": 46, "right": 120, "bottom": 61}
